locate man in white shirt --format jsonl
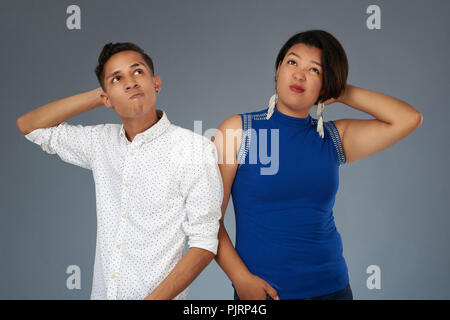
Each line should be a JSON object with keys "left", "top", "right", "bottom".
{"left": 16, "top": 42, "right": 223, "bottom": 300}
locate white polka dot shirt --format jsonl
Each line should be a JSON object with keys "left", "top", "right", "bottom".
{"left": 24, "top": 109, "right": 223, "bottom": 300}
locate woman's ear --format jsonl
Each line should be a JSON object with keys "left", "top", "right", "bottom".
{"left": 275, "top": 63, "right": 281, "bottom": 82}
{"left": 318, "top": 83, "right": 327, "bottom": 101}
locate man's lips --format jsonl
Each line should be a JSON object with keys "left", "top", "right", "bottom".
{"left": 289, "top": 85, "right": 305, "bottom": 93}
{"left": 129, "top": 93, "right": 144, "bottom": 100}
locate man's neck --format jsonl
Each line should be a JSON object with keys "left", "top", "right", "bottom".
{"left": 122, "top": 110, "right": 159, "bottom": 142}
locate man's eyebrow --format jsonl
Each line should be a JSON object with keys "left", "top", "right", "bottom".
{"left": 287, "top": 52, "right": 322, "bottom": 67}
{"left": 106, "top": 62, "right": 146, "bottom": 80}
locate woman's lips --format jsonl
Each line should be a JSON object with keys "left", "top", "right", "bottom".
{"left": 289, "top": 85, "right": 305, "bottom": 93}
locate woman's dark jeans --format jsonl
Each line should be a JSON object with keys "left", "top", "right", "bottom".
{"left": 234, "top": 284, "right": 353, "bottom": 300}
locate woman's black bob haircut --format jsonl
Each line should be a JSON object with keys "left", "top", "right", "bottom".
{"left": 275, "top": 30, "right": 348, "bottom": 105}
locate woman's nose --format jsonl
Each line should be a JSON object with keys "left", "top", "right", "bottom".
{"left": 293, "top": 68, "right": 306, "bottom": 81}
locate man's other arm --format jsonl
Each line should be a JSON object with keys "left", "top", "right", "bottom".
{"left": 16, "top": 88, "right": 103, "bottom": 135}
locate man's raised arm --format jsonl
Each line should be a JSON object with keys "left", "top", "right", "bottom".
{"left": 16, "top": 88, "right": 104, "bottom": 135}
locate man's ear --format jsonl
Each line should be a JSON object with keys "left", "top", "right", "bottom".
{"left": 100, "top": 91, "right": 113, "bottom": 109}
{"left": 153, "top": 75, "right": 162, "bottom": 93}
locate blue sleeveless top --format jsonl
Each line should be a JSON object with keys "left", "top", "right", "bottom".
{"left": 231, "top": 105, "right": 349, "bottom": 299}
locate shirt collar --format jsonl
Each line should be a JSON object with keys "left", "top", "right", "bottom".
{"left": 119, "top": 109, "right": 171, "bottom": 144}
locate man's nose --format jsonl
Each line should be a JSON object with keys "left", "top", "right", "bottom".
{"left": 125, "top": 79, "right": 139, "bottom": 91}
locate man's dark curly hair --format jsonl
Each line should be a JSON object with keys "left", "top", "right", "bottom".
{"left": 95, "top": 42, "right": 154, "bottom": 90}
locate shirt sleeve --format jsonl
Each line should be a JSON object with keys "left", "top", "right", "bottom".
{"left": 179, "top": 138, "right": 223, "bottom": 255}
{"left": 24, "top": 121, "right": 97, "bottom": 170}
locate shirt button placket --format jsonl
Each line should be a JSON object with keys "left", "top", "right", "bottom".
{"left": 110, "top": 145, "right": 136, "bottom": 299}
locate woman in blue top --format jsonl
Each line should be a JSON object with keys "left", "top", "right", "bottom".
{"left": 212, "top": 30, "right": 422, "bottom": 300}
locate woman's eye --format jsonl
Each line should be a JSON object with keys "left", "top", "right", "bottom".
{"left": 311, "top": 68, "right": 320, "bottom": 74}
{"left": 287, "top": 60, "right": 296, "bottom": 66}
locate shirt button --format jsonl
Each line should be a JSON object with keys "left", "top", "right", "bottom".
{"left": 116, "top": 244, "right": 121, "bottom": 249}
{"left": 146, "top": 138, "right": 150, "bottom": 142}
{"left": 124, "top": 183, "right": 129, "bottom": 188}
{"left": 122, "top": 213, "right": 127, "bottom": 218}
{"left": 111, "top": 274, "right": 116, "bottom": 279}
{"left": 129, "top": 152, "right": 134, "bottom": 156}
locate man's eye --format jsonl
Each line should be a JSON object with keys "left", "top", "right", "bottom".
{"left": 112, "top": 76, "right": 120, "bottom": 82}
{"left": 134, "top": 69, "right": 143, "bottom": 75}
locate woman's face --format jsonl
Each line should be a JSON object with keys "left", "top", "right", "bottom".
{"left": 275, "top": 43, "right": 323, "bottom": 114}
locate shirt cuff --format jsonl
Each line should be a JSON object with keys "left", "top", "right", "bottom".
{"left": 25, "top": 127, "right": 46, "bottom": 142}
{"left": 24, "top": 127, "right": 55, "bottom": 154}
{"left": 188, "top": 237, "right": 219, "bottom": 255}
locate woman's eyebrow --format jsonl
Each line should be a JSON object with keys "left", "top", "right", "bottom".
{"left": 287, "top": 52, "right": 322, "bottom": 67}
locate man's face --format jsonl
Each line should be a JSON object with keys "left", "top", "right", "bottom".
{"left": 101, "top": 50, "right": 161, "bottom": 120}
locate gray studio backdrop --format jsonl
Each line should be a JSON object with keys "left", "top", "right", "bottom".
{"left": 1, "top": 0, "right": 448, "bottom": 299}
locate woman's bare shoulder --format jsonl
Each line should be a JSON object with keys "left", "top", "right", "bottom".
{"left": 218, "top": 114, "right": 242, "bottom": 131}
